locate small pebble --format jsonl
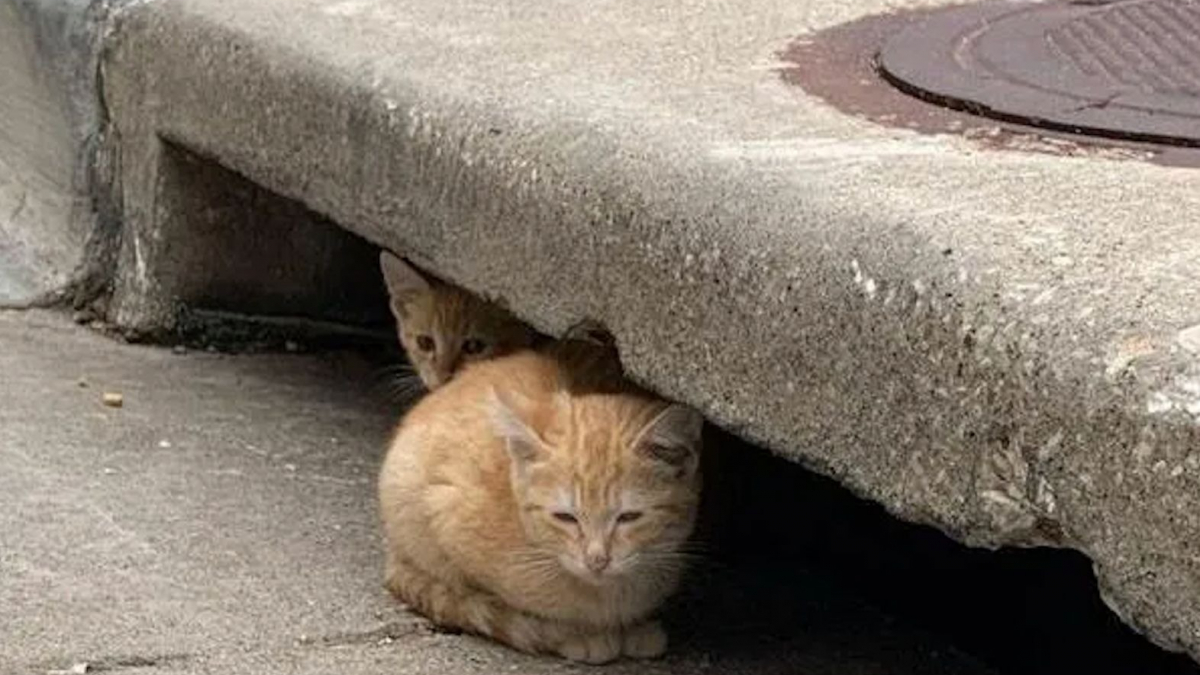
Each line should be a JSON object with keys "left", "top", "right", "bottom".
{"left": 284, "top": 340, "right": 300, "bottom": 353}
{"left": 172, "top": 345, "right": 187, "bottom": 355}
{"left": 77, "top": 378, "right": 88, "bottom": 389}
{"left": 102, "top": 392, "right": 124, "bottom": 408}
{"left": 158, "top": 440, "right": 172, "bottom": 449}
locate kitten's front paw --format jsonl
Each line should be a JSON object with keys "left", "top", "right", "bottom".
{"left": 622, "top": 621, "right": 667, "bottom": 659}
{"left": 558, "top": 632, "right": 621, "bottom": 664}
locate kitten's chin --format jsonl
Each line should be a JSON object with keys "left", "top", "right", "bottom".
{"left": 560, "top": 556, "right": 627, "bottom": 587}
{"left": 578, "top": 570, "right": 620, "bottom": 587}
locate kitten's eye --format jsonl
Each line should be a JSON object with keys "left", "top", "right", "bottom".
{"left": 415, "top": 335, "right": 435, "bottom": 352}
{"left": 462, "top": 338, "right": 486, "bottom": 355}
{"left": 616, "top": 511, "right": 643, "bottom": 524}
{"left": 551, "top": 512, "right": 578, "bottom": 524}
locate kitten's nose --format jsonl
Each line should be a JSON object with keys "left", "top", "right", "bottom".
{"left": 585, "top": 545, "right": 610, "bottom": 573}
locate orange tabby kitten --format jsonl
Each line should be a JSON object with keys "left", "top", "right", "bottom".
{"left": 379, "top": 251, "right": 536, "bottom": 390}
{"left": 378, "top": 341, "right": 703, "bottom": 663}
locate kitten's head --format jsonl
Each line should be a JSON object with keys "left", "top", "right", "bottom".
{"left": 381, "top": 252, "right": 535, "bottom": 390}
{"left": 489, "top": 386, "right": 703, "bottom": 586}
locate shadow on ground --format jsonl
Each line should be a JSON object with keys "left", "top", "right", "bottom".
{"left": 683, "top": 427, "right": 1200, "bottom": 675}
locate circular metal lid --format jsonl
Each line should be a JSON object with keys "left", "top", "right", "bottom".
{"left": 878, "top": 0, "right": 1200, "bottom": 147}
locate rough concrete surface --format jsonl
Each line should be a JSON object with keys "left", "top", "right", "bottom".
{"left": 0, "top": 0, "right": 135, "bottom": 307}
{"left": 97, "top": 0, "right": 1200, "bottom": 661}
{"left": 119, "top": 144, "right": 390, "bottom": 329}
{"left": 0, "top": 309, "right": 995, "bottom": 675}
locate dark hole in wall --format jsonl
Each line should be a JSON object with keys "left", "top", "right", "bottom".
{"left": 156, "top": 143, "right": 1197, "bottom": 674}
{"left": 152, "top": 143, "right": 393, "bottom": 351}
{"left": 689, "top": 426, "right": 1200, "bottom": 675}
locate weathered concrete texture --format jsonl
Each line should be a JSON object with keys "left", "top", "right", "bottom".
{"left": 0, "top": 309, "right": 994, "bottom": 675}
{"left": 111, "top": 143, "right": 391, "bottom": 332}
{"left": 0, "top": 0, "right": 131, "bottom": 307}
{"left": 98, "top": 0, "right": 1200, "bottom": 660}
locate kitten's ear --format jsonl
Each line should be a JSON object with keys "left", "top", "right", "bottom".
{"left": 379, "top": 251, "right": 430, "bottom": 319}
{"left": 635, "top": 404, "right": 703, "bottom": 476}
{"left": 486, "top": 387, "right": 545, "bottom": 466}
{"left": 563, "top": 319, "right": 615, "bottom": 347}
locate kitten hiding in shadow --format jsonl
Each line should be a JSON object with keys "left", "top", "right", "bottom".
{"left": 378, "top": 340, "right": 703, "bottom": 663}
{"left": 380, "top": 251, "right": 536, "bottom": 391}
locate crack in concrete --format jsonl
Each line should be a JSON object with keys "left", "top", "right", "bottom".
{"left": 45, "top": 653, "right": 193, "bottom": 673}
{"left": 8, "top": 189, "right": 28, "bottom": 222}
{"left": 303, "top": 620, "right": 429, "bottom": 649}
{"left": 32, "top": 625, "right": 429, "bottom": 673}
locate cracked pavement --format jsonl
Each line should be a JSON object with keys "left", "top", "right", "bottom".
{"left": 0, "top": 309, "right": 994, "bottom": 675}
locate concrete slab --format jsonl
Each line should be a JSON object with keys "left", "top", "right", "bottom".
{"left": 0, "top": 309, "right": 994, "bottom": 675}
{"left": 96, "top": 0, "right": 1200, "bottom": 661}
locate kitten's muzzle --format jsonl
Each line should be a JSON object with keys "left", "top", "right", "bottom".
{"left": 584, "top": 550, "right": 610, "bottom": 573}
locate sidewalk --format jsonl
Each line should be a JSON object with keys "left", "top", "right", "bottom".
{"left": 0, "top": 309, "right": 991, "bottom": 675}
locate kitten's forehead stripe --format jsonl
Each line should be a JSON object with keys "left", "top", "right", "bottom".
{"left": 554, "top": 394, "right": 675, "bottom": 518}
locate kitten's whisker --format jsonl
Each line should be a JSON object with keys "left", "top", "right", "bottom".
{"left": 507, "top": 550, "right": 558, "bottom": 571}
{"left": 373, "top": 364, "right": 428, "bottom": 405}
{"left": 508, "top": 555, "right": 566, "bottom": 586}
{"left": 676, "top": 538, "right": 712, "bottom": 553}
{"left": 389, "top": 378, "right": 422, "bottom": 394}
{"left": 641, "top": 543, "right": 706, "bottom": 559}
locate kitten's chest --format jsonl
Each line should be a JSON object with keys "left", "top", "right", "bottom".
{"left": 497, "top": 567, "right": 661, "bottom": 626}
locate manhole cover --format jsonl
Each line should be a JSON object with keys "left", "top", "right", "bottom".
{"left": 878, "top": 0, "right": 1200, "bottom": 147}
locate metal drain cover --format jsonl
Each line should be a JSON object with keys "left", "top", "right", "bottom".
{"left": 878, "top": 0, "right": 1200, "bottom": 146}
